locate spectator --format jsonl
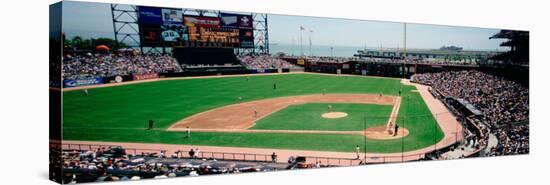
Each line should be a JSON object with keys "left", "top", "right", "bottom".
{"left": 271, "top": 152, "right": 277, "bottom": 163}
{"left": 63, "top": 53, "right": 182, "bottom": 80}
{"left": 238, "top": 55, "right": 302, "bottom": 69}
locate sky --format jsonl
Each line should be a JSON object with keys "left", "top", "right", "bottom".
{"left": 61, "top": 1, "right": 507, "bottom": 51}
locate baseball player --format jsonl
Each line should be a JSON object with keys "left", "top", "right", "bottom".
{"left": 327, "top": 104, "right": 333, "bottom": 112}
{"left": 394, "top": 125, "right": 399, "bottom": 137}
{"left": 148, "top": 119, "right": 154, "bottom": 130}
{"left": 355, "top": 145, "right": 361, "bottom": 159}
{"left": 273, "top": 83, "right": 277, "bottom": 90}
{"left": 83, "top": 88, "right": 89, "bottom": 96}
{"left": 186, "top": 126, "right": 191, "bottom": 138}
{"left": 387, "top": 122, "right": 394, "bottom": 135}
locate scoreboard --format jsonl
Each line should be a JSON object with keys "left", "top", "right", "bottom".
{"left": 137, "top": 6, "right": 254, "bottom": 48}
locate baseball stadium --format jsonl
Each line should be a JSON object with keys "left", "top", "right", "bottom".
{"left": 49, "top": 1, "right": 529, "bottom": 184}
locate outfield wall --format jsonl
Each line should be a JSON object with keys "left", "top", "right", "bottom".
{"left": 63, "top": 68, "right": 293, "bottom": 88}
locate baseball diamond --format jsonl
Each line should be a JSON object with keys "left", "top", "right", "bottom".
{"left": 63, "top": 73, "right": 447, "bottom": 153}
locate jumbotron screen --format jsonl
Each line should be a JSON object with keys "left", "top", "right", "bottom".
{"left": 137, "top": 6, "right": 254, "bottom": 48}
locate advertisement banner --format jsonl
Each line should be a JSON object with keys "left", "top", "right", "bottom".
{"left": 239, "top": 29, "right": 254, "bottom": 48}
{"left": 138, "top": 6, "right": 162, "bottom": 24}
{"left": 237, "top": 15, "right": 253, "bottom": 29}
{"left": 184, "top": 16, "right": 221, "bottom": 28}
{"left": 161, "top": 25, "right": 188, "bottom": 43}
{"left": 220, "top": 13, "right": 238, "bottom": 27}
{"left": 220, "top": 13, "right": 253, "bottom": 29}
{"left": 140, "top": 25, "right": 162, "bottom": 46}
{"left": 63, "top": 77, "right": 104, "bottom": 87}
{"left": 133, "top": 73, "right": 159, "bottom": 81}
{"left": 297, "top": 58, "right": 305, "bottom": 65}
{"left": 161, "top": 8, "right": 183, "bottom": 26}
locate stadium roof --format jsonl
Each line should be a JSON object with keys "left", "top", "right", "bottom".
{"left": 490, "top": 30, "right": 529, "bottom": 39}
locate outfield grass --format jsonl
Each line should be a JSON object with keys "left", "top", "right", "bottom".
{"left": 251, "top": 103, "right": 393, "bottom": 131}
{"left": 62, "top": 73, "right": 444, "bottom": 153}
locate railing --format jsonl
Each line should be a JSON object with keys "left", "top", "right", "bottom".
{"left": 60, "top": 143, "right": 273, "bottom": 163}
{"left": 303, "top": 154, "right": 426, "bottom": 166}
{"left": 59, "top": 143, "right": 435, "bottom": 167}
{"left": 62, "top": 143, "right": 160, "bottom": 156}
{"left": 195, "top": 151, "right": 272, "bottom": 163}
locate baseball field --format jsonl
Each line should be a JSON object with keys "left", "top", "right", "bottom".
{"left": 62, "top": 73, "right": 444, "bottom": 153}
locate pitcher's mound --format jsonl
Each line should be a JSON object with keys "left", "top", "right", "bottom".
{"left": 322, "top": 112, "right": 348, "bottom": 119}
{"left": 364, "top": 125, "right": 409, "bottom": 140}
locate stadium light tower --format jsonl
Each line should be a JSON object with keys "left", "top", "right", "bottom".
{"left": 110, "top": 4, "right": 141, "bottom": 52}
{"left": 252, "top": 13, "right": 270, "bottom": 55}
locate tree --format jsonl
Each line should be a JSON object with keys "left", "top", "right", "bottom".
{"left": 63, "top": 36, "right": 129, "bottom": 51}
{"left": 72, "top": 36, "right": 83, "bottom": 49}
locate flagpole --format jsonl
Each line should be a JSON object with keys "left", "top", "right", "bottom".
{"left": 291, "top": 38, "right": 295, "bottom": 56}
{"left": 309, "top": 29, "right": 312, "bottom": 56}
{"left": 300, "top": 26, "right": 304, "bottom": 56}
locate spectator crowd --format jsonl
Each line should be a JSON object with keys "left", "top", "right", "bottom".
{"left": 412, "top": 70, "right": 528, "bottom": 126}
{"left": 359, "top": 57, "right": 479, "bottom": 66}
{"left": 63, "top": 54, "right": 182, "bottom": 80}
{"left": 486, "top": 124, "right": 529, "bottom": 156}
{"left": 60, "top": 146, "right": 286, "bottom": 183}
{"left": 307, "top": 56, "right": 351, "bottom": 63}
{"left": 238, "top": 55, "right": 303, "bottom": 69}
{"left": 412, "top": 70, "right": 529, "bottom": 156}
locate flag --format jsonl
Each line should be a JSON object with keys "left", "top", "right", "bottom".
{"left": 300, "top": 26, "right": 305, "bottom": 31}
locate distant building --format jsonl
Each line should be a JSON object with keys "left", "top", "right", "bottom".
{"left": 439, "top": 45, "right": 463, "bottom": 52}
{"left": 354, "top": 46, "right": 498, "bottom": 62}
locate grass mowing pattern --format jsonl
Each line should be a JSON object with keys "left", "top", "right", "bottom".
{"left": 63, "top": 73, "right": 444, "bottom": 153}
{"left": 252, "top": 103, "right": 393, "bottom": 131}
